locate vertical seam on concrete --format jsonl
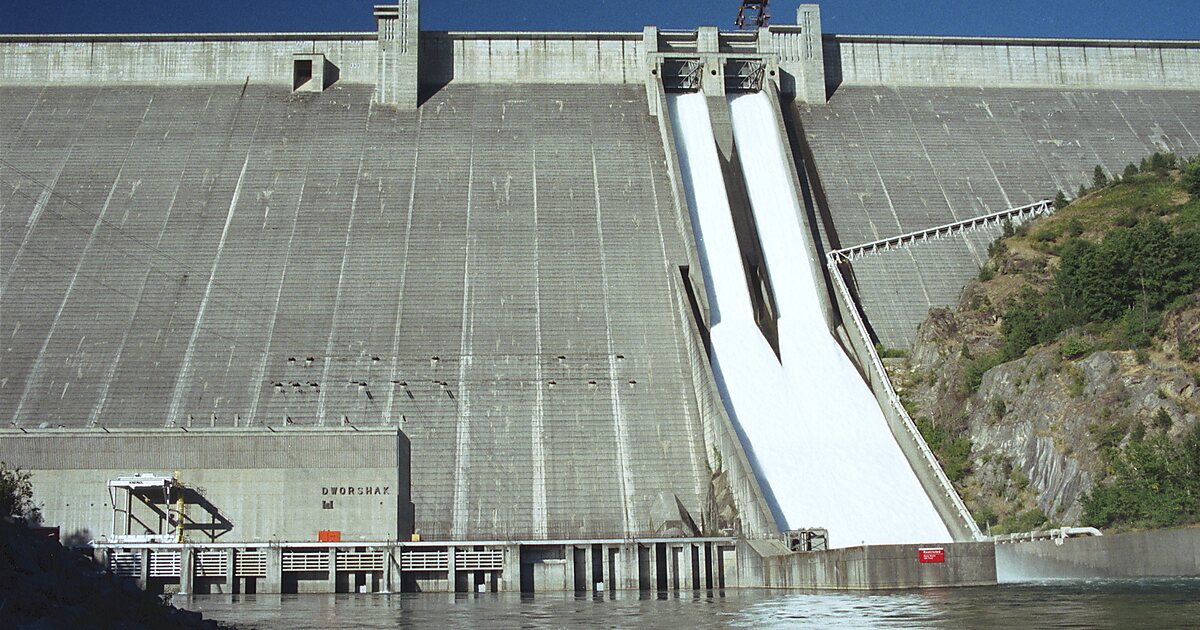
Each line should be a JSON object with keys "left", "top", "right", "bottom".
{"left": 894, "top": 89, "right": 987, "bottom": 266}
{"left": 645, "top": 137, "right": 704, "bottom": 504}
{"left": 1106, "top": 92, "right": 1150, "bottom": 155}
{"left": 2, "top": 86, "right": 47, "bottom": 155}
{"left": 383, "top": 107, "right": 423, "bottom": 424}
{"left": 1154, "top": 91, "right": 1200, "bottom": 151}
{"left": 165, "top": 151, "right": 252, "bottom": 428}
{"left": 315, "top": 105, "right": 373, "bottom": 426}
{"left": 246, "top": 172, "right": 306, "bottom": 425}
{"left": 90, "top": 154, "right": 191, "bottom": 427}
{"left": 451, "top": 145, "right": 476, "bottom": 540}
{"left": 1001, "top": 92, "right": 1068, "bottom": 196}
{"left": 591, "top": 145, "right": 637, "bottom": 537}
{"left": 530, "top": 147, "right": 548, "bottom": 540}
{"left": 12, "top": 93, "right": 150, "bottom": 426}
{"left": 2, "top": 91, "right": 99, "bottom": 295}
{"left": 846, "top": 100, "right": 895, "bottom": 240}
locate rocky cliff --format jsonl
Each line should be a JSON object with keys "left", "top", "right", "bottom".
{"left": 887, "top": 157, "right": 1200, "bottom": 534}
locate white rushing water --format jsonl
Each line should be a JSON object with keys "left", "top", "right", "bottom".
{"left": 668, "top": 91, "right": 951, "bottom": 546}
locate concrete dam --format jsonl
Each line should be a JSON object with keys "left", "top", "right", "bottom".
{"left": 1, "top": 2, "right": 1199, "bottom": 593}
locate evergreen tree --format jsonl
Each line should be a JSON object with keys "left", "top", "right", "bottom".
{"left": 1185, "top": 159, "right": 1200, "bottom": 196}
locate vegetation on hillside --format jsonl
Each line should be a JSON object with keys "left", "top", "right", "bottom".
{"left": 966, "top": 154, "right": 1200, "bottom": 394}
{"left": 904, "top": 152, "right": 1200, "bottom": 533}
{"left": 1083, "top": 423, "right": 1200, "bottom": 529}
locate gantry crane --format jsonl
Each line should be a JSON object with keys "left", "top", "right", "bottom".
{"left": 736, "top": 0, "right": 770, "bottom": 30}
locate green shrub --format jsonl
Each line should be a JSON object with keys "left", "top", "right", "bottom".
{"left": 1067, "top": 366, "right": 1086, "bottom": 397}
{"left": 1122, "top": 306, "right": 1161, "bottom": 349}
{"left": 1060, "top": 336, "right": 1094, "bottom": 360}
{"left": 978, "top": 265, "right": 995, "bottom": 282}
{"left": 987, "top": 236, "right": 1007, "bottom": 259}
{"left": 916, "top": 417, "right": 974, "bottom": 483}
{"left": 1147, "top": 152, "right": 1177, "bottom": 175}
{"left": 1185, "top": 160, "right": 1200, "bottom": 197}
{"left": 1153, "top": 408, "right": 1173, "bottom": 432}
{"left": 1054, "top": 190, "right": 1070, "bottom": 210}
{"left": 1093, "top": 165, "right": 1109, "bottom": 188}
{"left": 1123, "top": 163, "right": 1140, "bottom": 180}
{"left": 964, "top": 353, "right": 1004, "bottom": 393}
{"left": 1, "top": 462, "right": 41, "bottom": 523}
{"left": 1033, "top": 228, "right": 1058, "bottom": 242}
{"left": 996, "top": 508, "right": 1049, "bottom": 534}
{"left": 1114, "top": 213, "right": 1138, "bottom": 227}
{"left": 1082, "top": 424, "right": 1200, "bottom": 529}
{"left": 1089, "top": 418, "right": 1130, "bottom": 453}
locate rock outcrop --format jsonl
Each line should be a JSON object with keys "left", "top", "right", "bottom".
{"left": 0, "top": 520, "right": 232, "bottom": 629}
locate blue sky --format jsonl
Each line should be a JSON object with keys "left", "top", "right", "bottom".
{"left": 3, "top": 1, "right": 1197, "bottom": 40}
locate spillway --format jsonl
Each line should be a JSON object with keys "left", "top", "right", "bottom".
{"left": 669, "top": 90, "right": 951, "bottom": 546}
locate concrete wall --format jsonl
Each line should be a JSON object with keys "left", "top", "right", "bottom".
{"left": 766, "top": 4, "right": 826, "bottom": 103}
{"left": 996, "top": 528, "right": 1200, "bottom": 582}
{"left": 0, "top": 429, "right": 408, "bottom": 544}
{"left": 420, "top": 31, "right": 645, "bottom": 86}
{"left": 6, "top": 30, "right": 1199, "bottom": 93}
{"left": 742, "top": 539, "right": 996, "bottom": 589}
{"left": 0, "top": 34, "right": 378, "bottom": 86}
{"left": 0, "top": 31, "right": 647, "bottom": 88}
{"left": 826, "top": 35, "right": 1200, "bottom": 92}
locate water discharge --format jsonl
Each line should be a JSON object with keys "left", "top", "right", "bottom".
{"left": 668, "top": 90, "right": 950, "bottom": 546}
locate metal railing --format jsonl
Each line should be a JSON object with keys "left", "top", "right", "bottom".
{"left": 235, "top": 550, "right": 267, "bottom": 577}
{"left": 281, "top": 551, "right": 330, "bottom": 572}
{"left": 400, "top": 550, "right": 449, "bottom": 571}
{"left": 825, "top": 259, "right": 982, "bottom": 539}
{"left": 109, "top": 551, "right": 141, "bottom": 578}
{"left": 828, "top": 200, "right": 1053, "bottom": 264}
{"left": 337, "top": 551, "right": 387, "bottom": 572}
{"left": 455, "top": 550, "right": 504, "bottom": 571}
{"left": 821, "top": 200, "right": 1056, "bottom": 540}
{"left": 195, "top": 550, "right": 229, "bottom": 577}
{"left": 148, "top": 550, "right": 181, "bottom": 578}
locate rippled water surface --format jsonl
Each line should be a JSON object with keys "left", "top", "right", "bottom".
{"left": 184, "top": 580, "right": 1200, "bottom": 629}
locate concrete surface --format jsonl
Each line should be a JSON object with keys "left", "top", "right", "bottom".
{"left": 826, "top": 34, "right": 1200, "bottom": 93}
{"left": 996, "top": 528, "right": 1200, "bottom": 582}
{"left": 796, "top": 85, "right": 1200, "bottom": 347}
{"left": 742, "top": 539, "right": 997, "bottom": 590}
{"left": 0, "top": 429, "right": 407, "bottom": 543}
{"left": 0, "top": 83, "right": 711, "bottom": 541}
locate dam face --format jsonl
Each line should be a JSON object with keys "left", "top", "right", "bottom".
{"left": 1, "top": 0, "right": 1198, "bottom": 592}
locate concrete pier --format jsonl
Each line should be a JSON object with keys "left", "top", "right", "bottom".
{"left": 91, "top": 538, "right": 742, "bottom": 595}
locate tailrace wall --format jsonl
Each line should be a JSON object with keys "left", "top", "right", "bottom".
{"left": 996, "top": 528, "right": 1200, "bottom": 582}
{"left": 740, "top": 539, "right": 997, "bottom": 589}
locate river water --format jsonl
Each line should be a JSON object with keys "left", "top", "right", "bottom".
{"left": 183, "top": 580, "right": 1200, "bottom": 629}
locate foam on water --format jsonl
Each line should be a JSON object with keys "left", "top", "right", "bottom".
{"left": 667, "top": 90, "right": 951, "bottom": 545}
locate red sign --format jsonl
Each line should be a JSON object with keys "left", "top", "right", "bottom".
{"left": 918, "top": 547, "right": 945, "bottom": 564}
